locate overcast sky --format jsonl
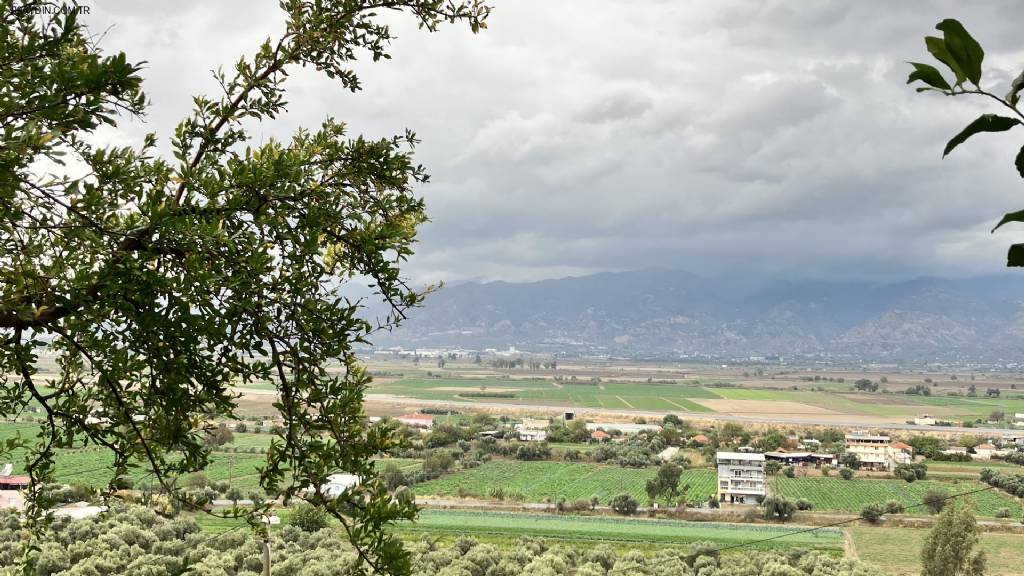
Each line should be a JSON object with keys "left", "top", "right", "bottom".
{"left": 82, "top": 1, "right": 1024, "bottom": 285}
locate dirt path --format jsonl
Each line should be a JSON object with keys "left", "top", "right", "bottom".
{"left": 616, "top": 395, "right": 635, "bottom": 409}
{"left": 843, "top": 530, "right": 858, "bottom": 560}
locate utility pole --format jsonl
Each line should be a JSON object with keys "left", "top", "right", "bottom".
{"left": 261, "top": 537, "right": 271, "bottom": 576}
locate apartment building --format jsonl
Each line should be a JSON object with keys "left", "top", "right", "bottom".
{"left": 716, "top": 452, "right": 766, "bottom": 504}
{"left": 844, "top": 432, "right": 915, "bottom": 470}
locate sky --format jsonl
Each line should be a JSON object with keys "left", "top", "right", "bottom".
{"left": 80, "top": 1, "right": 1024, "bottom": 286}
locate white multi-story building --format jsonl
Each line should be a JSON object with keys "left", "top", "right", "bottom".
{"left": 716, "top": 452, "right": 766, "bottom": 504}
{"left": 844, "top": 432, "right": 912, "bottom": 470}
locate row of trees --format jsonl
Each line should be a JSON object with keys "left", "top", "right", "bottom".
{"left": 0, "top": 504, "right": 890, "bottom": 576}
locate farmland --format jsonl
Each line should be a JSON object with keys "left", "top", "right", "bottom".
{"left": 369, "top": 377, "right": 714, "bottom": 412}
{"left": 0, "top": 421, "right": 418, "bottom": 490}
{"left": 351, "top": 356, "right": 1024, "bottom": 427}
{"left": 848, "top": 526, "right": 1024, "bottom": 576}
{"left": 771, "top": 477, "right": 1021, "bottom": 517}
{"left": 399, "top": 509, "right": 844, "bottom": 552}
{"left": 414, "top": 460, "right": 717, "bottom": 504}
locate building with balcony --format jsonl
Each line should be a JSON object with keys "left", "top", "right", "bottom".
{"left": 716, "top": 452, "right": 765, "bottom": 504}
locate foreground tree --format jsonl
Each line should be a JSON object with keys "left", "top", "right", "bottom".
{"left": 0, "top": 0, "right": 489, "bottom": 573}
{"left": 920, "top": 499, "right": 986, "bottom": 576}
{"left": 907, "top": 18, "right": 1024, "bottom": 266}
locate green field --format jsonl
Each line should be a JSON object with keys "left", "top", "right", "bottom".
{"left": 771, "top": 477, "right": 1021, "bottom": 518}
{"left": 414, "top": 460, "right": 716, "bottom": 504}
{"left": 367, "top": 377, "right": 716, "bottom": 411}
{"left": 0, "top": 422, "right": 418, "bottom": 490}
{"left": 400, "top": 509, "right": 843, "bottom": 551}
{"left": 849, "top": 526, "right": 1024, "bottom": 576}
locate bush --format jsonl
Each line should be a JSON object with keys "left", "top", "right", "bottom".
{"left": 820, "top": 466, "right": 831, "bottom": 477}
{"left": 795, "top": 498, "right": 813, "bottom": 511}
{"left": 764, "top": 460, "right": 783, "bottom": 476}
{"left": 782, "top": 466, "right": 795, "bottom": 478}
{"left": 610, "top": 494, "right": 638, "bottom": 516}
{"left": 839, "top": 468, "right": 854, "bottom": 480}
{"left": 884, "top": 500, "right": 905, "bottom": 514}
{"left": 289, "top": 502, "right": 329, "bottom": 532}
{"left": 922, "top": 489, "right": 949, "bottom": 514}
{"left": 995, "top": 508, "right": 1011, "bottom": 519}
{"left": 760, "top": 496, "right": 797, "bottom": 522}
{"left": 860, "top": 503, "right": 884, "bottom": 523}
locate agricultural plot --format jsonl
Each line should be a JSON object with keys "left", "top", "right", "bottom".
{"left": 849, "top": 527, "right": 1024, "bottom": 576}
{"left": 370, "top": 377, "right": 717, "bottom": 411}
{"left": 400, "top": 510, "right": 843, "bottom": 552}
{"left": 414, "top": 460, "right": 717, "bottom": 504}
{"left": 771, "top": 477, "right": 1021, "bottom": 518}
{"left": 0, "top": 422, "right": 417, "bottom": 490}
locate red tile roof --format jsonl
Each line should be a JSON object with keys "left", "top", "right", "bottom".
{"left": 591, "top": 430, "right": 609, "bottom": 440}
{"left": 692, "top": 434, "right": 708, "bottom": 443}
{"left": 891, "top": 442, "right": 913, "bottom": 452}
{"left": 976, "top": 443, "right": 996, "bottom": 450}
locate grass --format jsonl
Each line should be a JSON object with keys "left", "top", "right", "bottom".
{"left": 368, "top": 377, "right": 717, "bottom": 411}
{"left": 848, "top": 526, "right": 1024, "bottom": 576}
{"left": 771, "top": 476, "right": 1021, "bottom": 518}
{"left": 414, "top": 460, "right": 716, "bottom": 504}
{"left": 398, "top": 509, "right": 843, "bottom": 552}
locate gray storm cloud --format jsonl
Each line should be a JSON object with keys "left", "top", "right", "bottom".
{"left": 80, "top": 0, "right": 1024, "bottom": 285}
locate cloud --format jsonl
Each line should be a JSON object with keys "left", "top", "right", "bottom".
{"left": 79, "top": 0, "right": 1024, "bottom": 286}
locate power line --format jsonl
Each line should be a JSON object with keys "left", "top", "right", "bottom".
{"left": 607, "top": 484, "right": 999, "bottom": 574}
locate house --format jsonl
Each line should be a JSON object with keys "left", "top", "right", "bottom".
{"left": 973, "top": 443, "right": 998, "bottom": 460}
{"left": 691, "top": 434, "right": 708, "bottom": 445}
{"left": 943, "top": 446, "right": 968, "bottom": 456}
{"left": 845, "top": 432, "right": 896, "bottom": 471}
{"left": 0, "top": 476, "right": 29, "bottom": 490}
{"left": 53, "top": 503, "right": 107, "bottom": 519}
{"left": 716, "top": 452, "right": 765, "bottom": 504}
{"left": 396, "top": 413, "right": 433, "bottom": 429}
{"left": 890, "top": 442, "right": 915, "bottom": 465}
{"left": 515, "top": 418, "right": 549, "bottom": 441}
{"left": 322, "top": 474, "right": 360, "bottom": 498}
{"left": 585, "top": 422, "right": 661, "bottom": 434}
{"left": 914, "top": 415, "right": 936, "bottom": 426}
{"left": 1002, "top": 434, "right": 1024, "bottom": 448}
{"left": 797, "top": 438, "right": 821, "bottom": 450}
{"left": 590, "top": 430, "right": 610, "bottom": 442}
{"left": 658, "top": 446, "right": 680, "bottom": 462}
{"left": 765, "top": 451, "right": 811, "bottom": 466}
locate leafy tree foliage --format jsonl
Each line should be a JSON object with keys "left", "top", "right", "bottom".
{"left": 859, "top": 503, "right": 884, "bottom": 523}
{"left": 0, "top": 1, "right": 489, "bottom": 573}
{"left": 908, "top": 18, "right": 1024, "bottom": 266}
{"left": 921, "top": 500, "right": 986, "bottom": 576}
{"left": 0, "top": 505, "right": 886, "bottom": 576}
{"left": 609, "top": 493, "right": 639, "bottom": 515}
{"left": 922, "top": 489, "right": 950, "bottom": 515}
{"left": 289, "top": 502, "right": 329, "bottom": 533}
{"left": 760, "top": 496, "right": 797, "bottom": 522}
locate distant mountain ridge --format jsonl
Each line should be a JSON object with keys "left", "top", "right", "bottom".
{"left": 372, "top": 269, "right": 1024, "bottom": 361}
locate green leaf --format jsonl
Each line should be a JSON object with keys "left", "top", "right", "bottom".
{"left": 907, "top": 62, "right": 951, "bottom": 91}
{"left": 925, "top": 36, "right": 966, "bottom": 86}
{"left": 935, "top": 19, "right": 984, "bottom": 86}
{"left": 943, "top": 114, "right": 1020, "bottom": 157}
{"left": 1017, "top": 145, "right": 1024, "bottom": 179}
{"left": 1007, "top": 244, "right": 1024, "bottom": 267}
{"left": 1007, "top": 70, "right": 1024, "bottom": 106}
{"left": 993, "top": 209, "right": 1024, "bottom": 233}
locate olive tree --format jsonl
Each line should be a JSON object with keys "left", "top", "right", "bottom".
{"left": 0, "top": 0, "right": 489, "bottom": 573}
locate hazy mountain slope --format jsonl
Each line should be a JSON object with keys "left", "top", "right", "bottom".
{"left": 372, "top": 269, "right": 1024, "bottom": 360}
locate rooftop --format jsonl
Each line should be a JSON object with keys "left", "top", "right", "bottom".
{"left": 717, "top": 451, "right": 765, "bottom": 461}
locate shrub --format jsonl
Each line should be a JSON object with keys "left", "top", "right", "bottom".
{"left": 820, "top": 466, "right": 831, "bottom": 477}
{"left": 995, "top": 508, "right": 1011, "bottom": 519}
{"left": 289, "top": 502, "right": 329, "bottom": 532}
{"left": 782, "top": 466, "right": 795, "bottom": 478}
{"left": 884, "top": 500, "right": 905, "bottom": 514}
{"left": 839, "top": 468, "right": 854, "bottom": 480}
{"left": 795, "top": 498, "right": 813, "bottom": 511}
{"left": 860, "top": 503, "right": 884, "bottom": 523}
{"left": 760, "top": 496, "right": 797, "bottom": 522}
{"left": 610, "top": 494, "right": 638, "bottom": 516}
{"left": 922, "top": 489, "right": 949, "bottom": 514}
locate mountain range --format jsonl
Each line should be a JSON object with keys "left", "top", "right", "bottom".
{"left": 370, "top": 269, "right": 1024, "bottom": 362}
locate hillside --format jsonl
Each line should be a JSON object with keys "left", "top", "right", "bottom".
{"left": 372, "top": 269, "right": 1024, "bottom": 361}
